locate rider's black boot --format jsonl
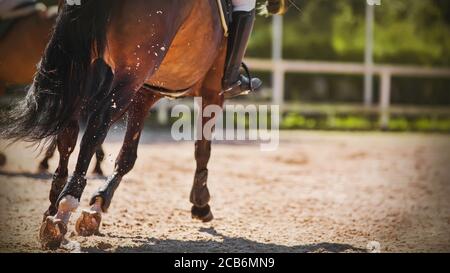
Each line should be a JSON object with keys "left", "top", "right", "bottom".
{"left": 222, "top": 9, "right": 262, "bottom": 99}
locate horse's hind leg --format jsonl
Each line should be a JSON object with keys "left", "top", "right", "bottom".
{"left": 76, "top": 90, "right": 160, "bottom": 236}
{"left": 42, "top": 120, "right": 79, "bottom": 220}
{"left": 38, "top": 139, "right": 57, "bottom": 173}
{"left": 40, "top": 120, "right": 79, "bottom": 249}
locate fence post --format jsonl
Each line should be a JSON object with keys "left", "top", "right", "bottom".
{"left": 379, "top": 69, "right": 391, "bottom": 130}
{"left": 272, "top": 15, "right": 284, "bottom": 107}
{"left": 364, "top": 2, "right": 375, "bottom": 107}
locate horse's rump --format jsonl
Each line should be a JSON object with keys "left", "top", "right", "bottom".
{"left": 103, "top": 0, "right": 225, "bottom": 92}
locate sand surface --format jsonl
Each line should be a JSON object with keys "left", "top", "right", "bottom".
{"left": 0, "top": 131, "right": 449, "bottom": 253}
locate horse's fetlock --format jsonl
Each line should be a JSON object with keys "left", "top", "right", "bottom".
{"left": 58, "top": 195, "right": 79, "bottom": 212}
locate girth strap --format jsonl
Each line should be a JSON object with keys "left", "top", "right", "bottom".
{"left": 142, "top": 83, "right": 193, "bottom": 99}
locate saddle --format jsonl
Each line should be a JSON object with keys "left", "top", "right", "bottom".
{"left": 0, "top": 2, "right": 46, "bottom": 39}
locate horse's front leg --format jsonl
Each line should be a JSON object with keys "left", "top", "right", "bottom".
{"left": 42, "top": 120, "right": 79, "bottom": 221}
{"left": 190, "top": 85, "right": 224, "bottom": 222}
{"left": 38, "top": 138, "right": 57, "bottom": 173}
{"left": 75, "top": 90, "right": 161, "bottom": 236}
{"left": 40, "top": 120, "right": 79, "bottom": 248}
{"left": 191, "top": 139, "right": 214, "bottom": 222}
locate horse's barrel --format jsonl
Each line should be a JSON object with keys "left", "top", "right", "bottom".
{"left": 266, "top": 0, "right": 288, "bottom": 15}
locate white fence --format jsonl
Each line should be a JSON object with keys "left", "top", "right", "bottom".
{"left": 156, "top": 58, "right": 450, "bottom": 128}
{"left": 246, "top": 58, "right": 450, "bottom": 129}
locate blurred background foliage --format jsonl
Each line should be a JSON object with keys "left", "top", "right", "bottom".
{"left": 249, "top": 0, "right": 450, "bottom": 65}
{"left": 248, "top": 0, "right": 450, "bottom": 106}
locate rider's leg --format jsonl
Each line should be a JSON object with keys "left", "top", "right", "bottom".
{"left": 223, "top": 0, "right": 262, "bottom": 98}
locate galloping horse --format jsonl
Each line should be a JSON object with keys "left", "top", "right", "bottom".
{"left": 0, "top": 3, "right": 105, "bottom": 174}
{"left": 2, "top": 0, "right": 229, "bottom": 249}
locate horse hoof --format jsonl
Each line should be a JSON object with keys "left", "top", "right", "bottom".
{"left": 75, "top": 210, "right": 102, "bottom": 237}
{"left": 0, "top": 153, "right": 6, "bottom": 167}
{"left": 42, "top": 206, "right": 58, "bottom": 222}
{"left": 39, "top": 216, "right": 67, "bottom": 250}
{"left": 42, "top": 210, "right": 51, "bottom": 223}
{"left": 191, "top": 205, "right": 214, "bottom": 223}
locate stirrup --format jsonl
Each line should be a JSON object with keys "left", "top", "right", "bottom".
{"left": 221, "top": 62, "right": 261, "bottom": 99}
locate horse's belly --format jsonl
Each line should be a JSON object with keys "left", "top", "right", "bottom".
{"left": 145, "top": 0, "right": 224, "bottom": 90}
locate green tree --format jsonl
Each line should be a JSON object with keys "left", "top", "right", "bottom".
{"left": 248, "top": 0, "right": 450, "bottom": 66}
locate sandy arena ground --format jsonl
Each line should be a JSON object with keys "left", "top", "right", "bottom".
{"left": 0, "top": 131, "right": 449, "bottom": 253}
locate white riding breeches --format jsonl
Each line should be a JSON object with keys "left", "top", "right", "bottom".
{"left": 232, "top": 0, "right": 256, "bottom": 12}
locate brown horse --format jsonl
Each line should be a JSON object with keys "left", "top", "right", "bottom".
{"left": 0, "top": 7, "right": 56, "bottom": 95}
{"left": 0, "top": 5, "right": 105, "bottom": 175}
{"left": 1, "top": 0, "right": 230, "bottom": 249}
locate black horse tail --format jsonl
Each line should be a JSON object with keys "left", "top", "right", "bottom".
{"left": 0, "top": 0, "right": 114, "bottom": 142}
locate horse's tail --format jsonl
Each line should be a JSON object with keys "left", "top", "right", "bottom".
{"left": 0, "top": 0, "right": 114, "bottom": 142}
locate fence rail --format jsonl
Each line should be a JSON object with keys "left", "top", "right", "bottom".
{"left": 246, "top": 58, "right": 450, "bottom": 129}
{"left": 155, "top": 58, "right": 450, "bottom": 127}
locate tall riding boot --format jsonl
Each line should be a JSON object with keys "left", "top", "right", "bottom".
{"left": 222, "top": 9, "right": 262, "bottom": 99}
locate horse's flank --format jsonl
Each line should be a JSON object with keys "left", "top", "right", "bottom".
{"left": 104, "top": 0, "right": 226, "bottom": 92}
